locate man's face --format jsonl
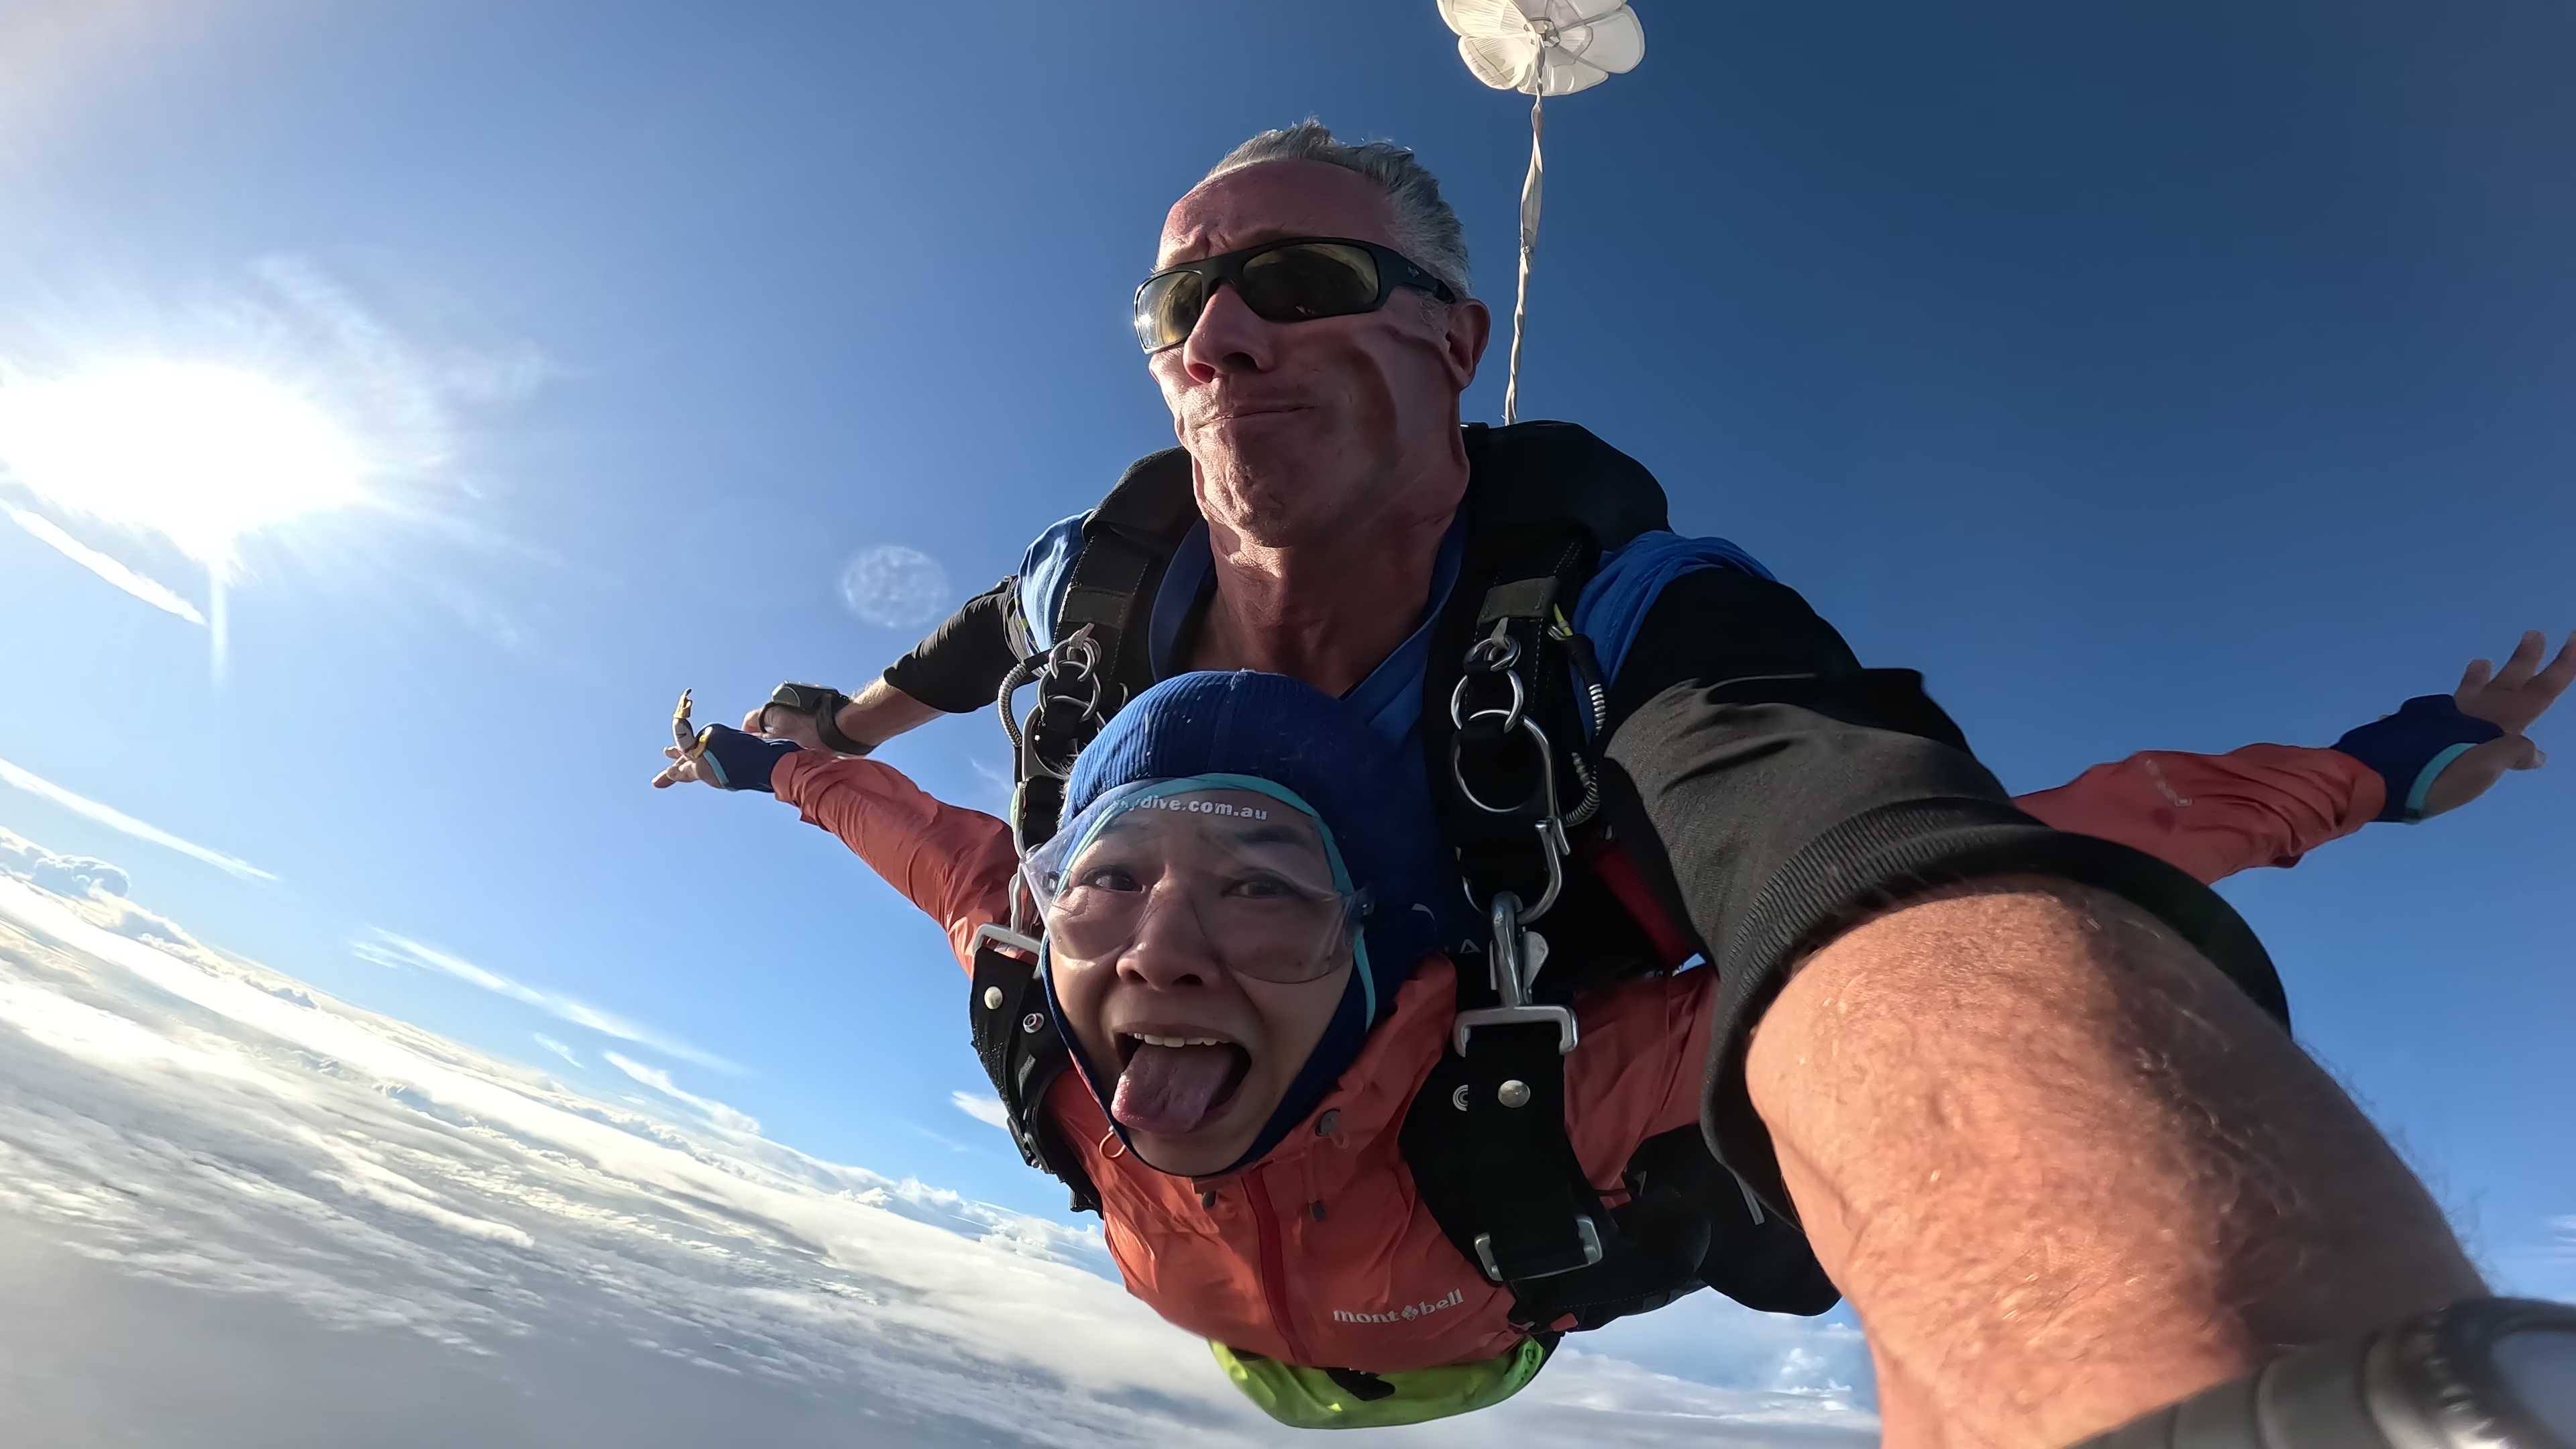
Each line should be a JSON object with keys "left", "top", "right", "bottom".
{"left": 1146, "top": 160, "right": 1489, "bottom": 547}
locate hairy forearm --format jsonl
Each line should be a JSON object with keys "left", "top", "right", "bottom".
{"left": 1749, "top": 879, "right": 2481, "bottom": 1448}
{"left": 834, "top": 677, "right": 945, "bottom": 751}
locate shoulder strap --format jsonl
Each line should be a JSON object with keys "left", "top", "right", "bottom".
{"left": 1059, "top": 446, "right": 1198, "bottom": 711}
{"left": 967, "top": 925, "right": 1101, "bottom": 1216}
{"left": 1428, "top": 421, "right": 1672, "bottom": 910}
{"left": 1004, "top": 447, "right": 1198, "bottom": 857}
{"left": 1458, "top": 421, "right": 1670, "bottom": 545}
{"left": 1403, "top": 421, "right": 1792, "bottom": 1331}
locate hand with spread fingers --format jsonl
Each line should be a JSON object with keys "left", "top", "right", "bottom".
{"left": 2332, "top": 629, "right": 2571, "bottom": 822}
{"left": 653, "top": 725, "right": 802, "bottom": 793}
{"left": 651, "top": 690, "right": 804, "bottom": 793}
{"left": 2420, "top": 629, "right": 2571, "bottom": 818}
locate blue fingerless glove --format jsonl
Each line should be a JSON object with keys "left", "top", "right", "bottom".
{"left": 691, "top": 724, "right": 803, "bottom": 794}
{"left": 2331, "top": 694, "right": 2505, "bottom": 822}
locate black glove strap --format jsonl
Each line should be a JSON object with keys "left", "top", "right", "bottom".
{"left": 768, "top": 683, "right": 871, "bottom": 756}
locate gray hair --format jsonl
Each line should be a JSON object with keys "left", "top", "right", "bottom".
{"left": 1202, "top": 120, "right": 1473, "bottom": 301}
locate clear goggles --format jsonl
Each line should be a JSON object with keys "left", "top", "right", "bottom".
{"left": 1020, "top": 779, "right": 1368, "bottom": 986}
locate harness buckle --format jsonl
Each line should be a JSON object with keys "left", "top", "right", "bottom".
{"left": 1472, "top": 1216, "right": 1603, "bottom": 1283}
{"left": 1452, "top": 892, "right": 1579, "bottom": 1055}
{"left": 971, "top": 922, "right": 1042, "bottom": 960}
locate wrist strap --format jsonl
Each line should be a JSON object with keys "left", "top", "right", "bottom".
{"left": 769, "top": 682, "right": 873, "bottom": 756}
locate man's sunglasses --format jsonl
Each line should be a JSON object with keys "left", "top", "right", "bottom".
{"left": 1132, "top": 237, "right": 1458, "bottom": 354}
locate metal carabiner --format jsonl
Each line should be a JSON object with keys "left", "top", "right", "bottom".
{"left": 1454, "top": 817, "right": 1567, "bottom": 922}
{"left": 1451, "top": 618, "right": 1531, "bottom": 734}
{"left": 1452, "top": 890, "right": 1578, "bottom": 1056}
{"left": 1002, "top": 626, "right": 1112, "bottom": 783}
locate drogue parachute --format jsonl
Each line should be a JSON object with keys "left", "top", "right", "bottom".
{"left": 1436, "top": 1, "right": 1646, "bottom": 423}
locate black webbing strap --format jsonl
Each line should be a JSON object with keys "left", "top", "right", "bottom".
{"left": 1008, "top": 448, "right": 1198, "bottom": 854}
{"left": 968, "top": 928, "right": 1099, "bottom": 1215}
{"left": 1403, "top": 961, "right": 1803, "bottom": 1328}
{"left": 1446, "top": 549, "right": 1587, "bottom": 909}
{"left": 1055, "top": 446, "right": 1197, "bottom": 712}
{"left": 1400, "top": 963, "right": 1604, "bottom": 1327}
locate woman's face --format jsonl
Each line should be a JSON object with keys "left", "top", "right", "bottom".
{"left": 1039, "top": 789, "right": 1356, "bottom": 1178}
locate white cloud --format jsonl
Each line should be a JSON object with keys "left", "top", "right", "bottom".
{"left": 354, "top": 930, "right": 737, "bottom": 1075}
{"left": 5, "top": 504, "right": 205, "bottom": 623}
{"left": 0, "top": 752, "right": 274, "bottom": 881}
{"left": 0, "top": 830, "right": 130, "bottom": 898}
{"left": 950, "top": 1090, "right": 1012, "bottom": 1133}
{"left": 603, "top": 1051, "right": 761, "bottom": 1135}
{"left": 531, "top": 1033, "right": 580, "bottom": 1069}
{"left": 0, "top": 837, "right": 1879, "bottom": 1447}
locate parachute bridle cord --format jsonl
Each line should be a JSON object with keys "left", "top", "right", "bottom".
{"left": 1504, "top": 89, "right": 1544, "bottom": 426}
{"left": 1440, "top": 1, "right": 1646, "bottom": 425}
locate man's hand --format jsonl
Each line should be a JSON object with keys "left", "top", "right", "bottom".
{"left": 742, "top": 701, "right": 824, "bottom": 751}
{"left": 2420, "top": 628, "right": 2570, "bottom": 818}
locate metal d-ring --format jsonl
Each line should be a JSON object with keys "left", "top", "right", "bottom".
{"left": 1448, "top": 707, "right": 1557, "bottom": 816}
{"left": 1449, "top": 667, "right": 1528, "bottom": 738}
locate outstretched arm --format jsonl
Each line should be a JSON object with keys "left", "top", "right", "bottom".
{"left": 653, "top": 725, "right": 1016, "bottom": 975}
{"left": 647, "top": 580, "right": 1027, "bottom": 787}
{"left": 1597, "top": 566, "right": 2479, "bottom": 1449}
{"left": 716, "top": 577, "right": 1029, "bottom": 761}
{"left": 2012, "top": 629, "right": 2569, "bottom": 883}
{"left": 770, "top": 752, "right": 1018, "bottom": 975}
{"left": 2012, "top": 745, "right": 2377, "bottom": 883}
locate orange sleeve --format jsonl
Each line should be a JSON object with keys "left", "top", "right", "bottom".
{"left": 1561, "top": 971, "right": 1719, "bottom": 1198}
{"left": 770, "top": 752, "right": 1018, "bottom": 976}
{"left": 2011, "top": 745, "right": 2385, "bottom": 885}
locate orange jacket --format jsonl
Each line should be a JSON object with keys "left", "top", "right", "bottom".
{"left": 769, "top": 741, "right": 2380, "bottom": 1369}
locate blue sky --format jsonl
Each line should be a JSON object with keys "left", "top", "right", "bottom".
{"left": 3, "top": 0, "right": 2569, "bottom": 1365}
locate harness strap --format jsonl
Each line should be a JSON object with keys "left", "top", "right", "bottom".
{"left": 1059, "top": 448, "right": 1197, "bottom": 705}
{"left": 1006, "top": 448, "right": 1197, "bottom": 854}
{"left": 969, "top": 926, "right": 1100, "bottom": 1216}
{"left": 1401, "top": 961, "right": 1602, "bottom": 1328}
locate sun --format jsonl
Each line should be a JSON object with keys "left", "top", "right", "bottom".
{"left": 0, "top": 360, "right": 366, "bottom": 574}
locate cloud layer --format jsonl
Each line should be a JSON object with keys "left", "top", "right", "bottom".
{"left": 0, "top": 828, "right": 1877, "bottom": 1447}
{"left": 604, "top": 1051, "right": 761, "bottom": 1134}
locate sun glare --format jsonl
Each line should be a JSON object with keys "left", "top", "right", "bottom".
{"left": 0, "top": 360, "right": 366, "bottom": 574}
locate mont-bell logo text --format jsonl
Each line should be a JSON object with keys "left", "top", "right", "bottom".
{"left": 1330, "top": 1288, "right": 1466, "bottom": 1325}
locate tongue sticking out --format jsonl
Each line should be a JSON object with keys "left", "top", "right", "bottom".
{"left": 1112, "top": 1043, "right": 1240, "bottom": 1136}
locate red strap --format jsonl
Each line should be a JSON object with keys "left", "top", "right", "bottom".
{"left": 1580, "top": 833, "right": 1700, "bottom": 971}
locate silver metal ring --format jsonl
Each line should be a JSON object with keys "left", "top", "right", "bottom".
{"left": 1448, "top": 708, "right": 1556, "bottom": 816}
{"left": 1448, "top": 669, "right": 1528, "bottom": 736}
{"left": 1465, "top": 632, "right": 1521, "bottom": 674}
